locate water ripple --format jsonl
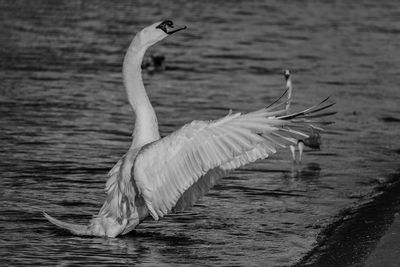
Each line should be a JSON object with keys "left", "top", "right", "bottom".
{"left": 1, "top": 0, "right": 400, "bottom": 266}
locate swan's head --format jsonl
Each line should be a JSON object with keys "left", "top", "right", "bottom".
{"left": 284, "top": 69, "right": 291, "bottom": 81}
{"left": 136, "top": 20, "right": 186, "bottom": 48}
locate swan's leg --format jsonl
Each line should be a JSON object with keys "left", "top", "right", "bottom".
{"left": 298, "top": 141, "right": 304, "bottom": 163}
{"left": 290, "top": 145, "right": 296, "bottom": 162}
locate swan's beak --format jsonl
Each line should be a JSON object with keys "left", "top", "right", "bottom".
{"left": 166, "top": 24, "right": 187, "bottom": 35}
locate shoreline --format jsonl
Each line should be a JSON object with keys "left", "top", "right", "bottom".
{"left": 293, "top": 171, "right": 400, "bottom": 266}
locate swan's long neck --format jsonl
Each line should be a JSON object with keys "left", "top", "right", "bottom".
{"left": 123, "top": 36, "right": 160, "bottom": 147}
{"left": 285, "top": 75, "right": 292, "bottom": 112}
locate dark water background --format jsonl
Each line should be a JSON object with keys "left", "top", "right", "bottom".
{"left": 1, "top": 0, "right": 399, "bottom": 266}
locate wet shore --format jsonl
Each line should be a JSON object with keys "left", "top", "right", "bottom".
{"left": 294, "top": 171, "right": 400, "bottom": 266}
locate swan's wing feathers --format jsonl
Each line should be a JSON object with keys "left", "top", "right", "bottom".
{"left": 172, "top": 167, "right": 226, "bottom": 212}
{"left": 98, "top": 157, "right": 126, "bottom": 219}
{"left": 134, "top": 109, "right": 310, "bottom": 220}
{"left": 99, "top": 149, "right": 141, "bottom": 221}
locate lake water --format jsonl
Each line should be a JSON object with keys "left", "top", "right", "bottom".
{"left": 1, "top": 0, "right": 399, "bottom": 266}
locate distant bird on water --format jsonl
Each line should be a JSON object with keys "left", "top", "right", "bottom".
{"left": 283, "top": 70, "right": 325, "bottom": 163}
{"left": 142, "top": 54, "right": 166, "bottom": 73}
{"left": 44, "top": 20, "right": 335, "bottom": 237}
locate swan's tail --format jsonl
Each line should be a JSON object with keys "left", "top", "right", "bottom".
{"left": 43, "top": 212, "right": 92, "bottom": 236}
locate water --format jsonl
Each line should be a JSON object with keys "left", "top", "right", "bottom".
{"left": 1, "top": 0, "right": 399, "bottom": 266}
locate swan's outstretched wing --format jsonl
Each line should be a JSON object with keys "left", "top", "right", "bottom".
{"left": 134, "top": 99, "right": 335, "bottom": 220}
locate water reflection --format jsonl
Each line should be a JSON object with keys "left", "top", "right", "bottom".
{"left": 287, "top": 162, "right": 322, "bottom": 181}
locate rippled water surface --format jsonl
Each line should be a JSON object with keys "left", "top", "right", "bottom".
{"left": 1, "top": 0, "right": 400, "bottom": 266}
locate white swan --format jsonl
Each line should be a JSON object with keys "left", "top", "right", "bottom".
{"left": 44, "top": 20, "right": 334, "bottom": 237}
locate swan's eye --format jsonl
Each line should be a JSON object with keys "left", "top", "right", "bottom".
{"left": 156, "top": 20, "right": 174, "bottom": 33}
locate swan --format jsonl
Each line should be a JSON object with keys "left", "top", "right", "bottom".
{"left": 284, "top": 70, "right": 325, "bottom": 163}
{"left": 43, "top": 20, "right": 335, "bottom": 237}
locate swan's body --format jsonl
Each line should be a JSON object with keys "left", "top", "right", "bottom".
{"left": 44, "top": 21, "right": 334, "bottom": 237}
